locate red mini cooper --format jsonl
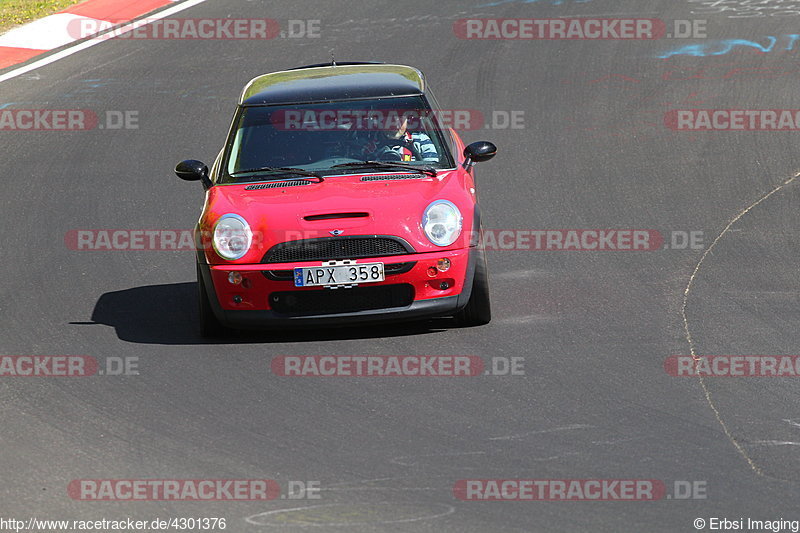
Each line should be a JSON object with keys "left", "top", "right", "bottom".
{"left": 176, "top": 62, "right": 497, "bottom": 336}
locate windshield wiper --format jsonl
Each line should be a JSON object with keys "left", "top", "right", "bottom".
{"left": 230, "top": 166, "right": 323, "bottom": 179}
{"left": 331, "top": 161, "right": 437, "bottom": 177}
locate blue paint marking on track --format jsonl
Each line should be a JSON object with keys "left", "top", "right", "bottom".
{"left": 658, "top": 35, "right": 800, "bottom": 58}
{"left": 478, "top": 0, "right": 592, "bottom": 7}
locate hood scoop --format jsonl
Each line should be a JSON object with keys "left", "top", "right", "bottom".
{"left": 245, "top": 180, "right": 313, "bottom": 190}
{"left": 304, "top": 212, "right": 369, "bottom": 222}
{"left": 361, "top": 174, "right": 426, "bottom": 182}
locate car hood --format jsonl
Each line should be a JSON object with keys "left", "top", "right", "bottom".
{"left": 199, "top": 170, "right": 476, "bottom": 264}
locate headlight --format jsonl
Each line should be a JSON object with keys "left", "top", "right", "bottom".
{"left": 422, "top": 200, "right": 462, "bottom": 247}
{"left": 213, "top": 214, "right": 252, "bottom": 260}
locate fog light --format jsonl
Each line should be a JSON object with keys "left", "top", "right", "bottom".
{"left": 436, "top": 258, "right": 451, "bottom": 272}
{"left": 228, "top": 272, "right": 242, "bottom": 285}
{"left": 233, "top": 295, "right": 242, "bottom": 304}
{"left": 427, "top": 266, "right": 437, "bottom": 277}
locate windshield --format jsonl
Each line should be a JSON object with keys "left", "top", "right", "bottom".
{"left": 221, "top": 96, "right": 455, "bottom": 183}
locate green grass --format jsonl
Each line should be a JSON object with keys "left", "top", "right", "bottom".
{"left": 0, "top": 0, "right": 84, "bottom": 34}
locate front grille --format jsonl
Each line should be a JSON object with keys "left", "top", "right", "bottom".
{"left": 304, "top": 212, "right": 369, "bottom": 221}
{"left": 269, "top": 284, "right": 414, "bottom": 316}
{"left": 262, "top": 236, "right": 413, "bottom": 263}
{"left": 262, "top": 261, "right": 416, "bottom": 281}
{"left": 385, "top": 261, "right": 416, "bottom": 275}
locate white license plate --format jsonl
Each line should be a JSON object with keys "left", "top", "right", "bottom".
{"left": 294, "top": 260, "right": 385, "bottom": 287}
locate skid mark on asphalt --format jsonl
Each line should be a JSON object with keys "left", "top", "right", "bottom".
{"left": 495, "top": 314, "right": 559, "bottom": 325}
{"left": 479, "top": 0, "right": 594, "bottom": 6}
{"left": 244, "top": 502, "right": 456, "bottom": 528}
{"left": 323, "top": 481, "right": 445, "bottom": 493}
{"left": 681, "top": 170, "right": 800, "bottom": 479}
{"left": 494, "top": 268, "right": 554, "bottom": 279}
{"left": 318, "top": 475, "right": 469, "bottom": 495}
{"left": 389, "top": 451, "right": 487, "bottom": 467}
{"left": 783, "top": 418, "right": 800, "bottom": 428}
{"left": 488, "top": 423, "right": 594, "bottom": 440}
{"left": 723, "top": 290, "right": 800, "bottom": 298}
{"left": 591, "top": 436, "right": 645, "bottom": 446}
{"left": 522, "top": 452, "right": 581, "bottom": 462}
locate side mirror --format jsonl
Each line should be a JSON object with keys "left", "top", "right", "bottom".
{"left": 175, "top": 159, "right": 211, "bottom": 188}
{"left": 463, "top": 141, "right": 497, "bottom": 168}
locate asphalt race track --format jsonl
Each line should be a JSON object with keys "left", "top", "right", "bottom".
{"left": 3, "top": 0, "right": 800, "bottom": 531}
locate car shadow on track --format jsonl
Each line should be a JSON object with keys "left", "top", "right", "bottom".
{"left": 75, "top": 282, "right": 451, "bottom": 344}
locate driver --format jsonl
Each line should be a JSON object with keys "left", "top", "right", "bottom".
{"left": 367, "top": 117, "right": 439, "bottom": 162}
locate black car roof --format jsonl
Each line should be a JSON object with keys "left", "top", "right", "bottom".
{"left": 239, "top": 64, "right": 426, "bottom": 106}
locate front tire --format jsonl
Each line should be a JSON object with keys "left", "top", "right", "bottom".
{"left": 455, "top": 249, "right": 491, "bottom": 327}
{"left": 197, "top": 264, "right": 228, "bottom": 338}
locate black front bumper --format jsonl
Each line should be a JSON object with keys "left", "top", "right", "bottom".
{"left": 197, "top": 246, "right": 480, "bottom": 329}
